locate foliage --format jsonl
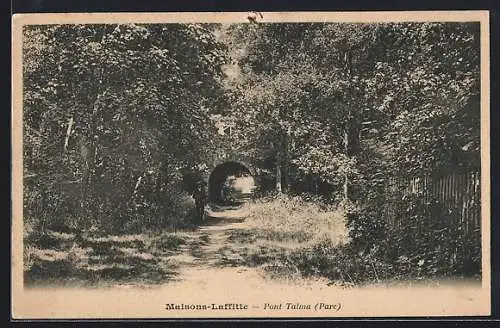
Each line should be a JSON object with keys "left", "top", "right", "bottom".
{"left": 23, "top": 22, "right": 482, "bottom": 283}
{"left": 223, "top": 23, "right": 480, "bottom": 284}
{"left": 287, "top": 193, "right": 481, "bottom": 284}
{"left": 372, "top": 23, "right": 481, "bottom": 175}
{"left": 23, "top": 24, "right": 228, "bottom": 233}
{"left": 382, "top": 193, "right": 481, "bottom": 276}
{"left": 223, "top": 22, "right": 480, "bottom": 204}
{"left": 221, "top": 192, "right": 480, "bottom": 284}
{"left": 222, "top": 23, "right": 373, "bottom": 193}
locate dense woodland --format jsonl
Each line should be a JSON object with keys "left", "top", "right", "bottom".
{"left": 23, "top": 22, "right": 481, "bottom": 283}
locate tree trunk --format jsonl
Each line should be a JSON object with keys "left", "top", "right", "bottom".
{"left": 344, "top": 115, "right": 361, "bottom": 202}
{"left": 282, "top": 126, "right": 291, "bottom": 192}
{"left": 343, "top": 127, "right": 350, "bottom": 201}
{"left": 276, "top": 151, "right": 282, "bottom": 193}
{"left": 63, "top": 117, "right": 74, "bottom": 153}
{"left": 342, "top": 49, "right": 361, "bottom": 203}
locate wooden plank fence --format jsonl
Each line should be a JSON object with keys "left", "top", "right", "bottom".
{"left": 384, "top": 171, "right": 481, "bottom": 234}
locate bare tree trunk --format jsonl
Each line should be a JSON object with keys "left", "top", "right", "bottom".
{"left": 276, "top": 151, "right": 282, "bottom": 193}
{"left": 343, "top": 127, "right": 349, "bottom": 201}
{"left": 271, "top": 138, "right": 283, "bottom": 194}
{"left": 343, "top": 49, "right": 355, "bottom": 203}
{"left": 132, "top": 175, "right": 143, "bottom": 197}
{"left": 282, "top": 125, "right": 291, "bottom": 193}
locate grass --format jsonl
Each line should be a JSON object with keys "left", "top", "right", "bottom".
{"left": 221, "top": 195, "right": 481, "bottom": 285}
{"left": 236, "top": 195, "right": 348, "bottom": 245}
{"left": 24, "top": 229, "right": 188, "bottom": 287}
{"left": 216, "top": 194, "right": 349, "bottom": 280}
{"left": 24, "top": 194, "right": 350, "bottom": 286}
{"left": 24, "top": 194, "right": 480, "bottom": 287}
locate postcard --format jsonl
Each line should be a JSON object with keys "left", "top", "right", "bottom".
{"left": 11, "top": 11, "right": 490, "bottom": 319}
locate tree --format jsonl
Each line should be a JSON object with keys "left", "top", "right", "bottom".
{"left": 367, "top": 23, "right": 481, "bottom": 175}
{"left": 221, "top": 20, "right": 480, "bottom": 241}
{"left": 222, "top": 23, "right": 379, "bottom": 200}
{"left": 23, "top": 23, "right": 228, "bottom": 233}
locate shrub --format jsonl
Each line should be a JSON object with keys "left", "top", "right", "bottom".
{"left": 345, "top": 202, "right": 388, "bottom": 252}
{"left": 383, "top": 193, "right": 481, "bottom": 277}
{"left": 287, "top": 241, "right": 394, "bottom": 285}
{"left": 242, "top": 193, "right": 480, "bottom": 284}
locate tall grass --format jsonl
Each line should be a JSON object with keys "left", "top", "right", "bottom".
{"left": 242, "top": 194, "right": 348, "bottom": 246}
{"left": 221, "top": 194, "right": 349, "bottom": 279}
{"left": 228, "top": 194, "right": 481, "bottom": 285}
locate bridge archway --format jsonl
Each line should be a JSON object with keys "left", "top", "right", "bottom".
{"left": 208, "top": 161, "right": 254, "bottom": 204}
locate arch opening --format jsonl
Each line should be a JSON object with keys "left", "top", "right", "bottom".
{"left": 208, "top": 161, "right": 255, "bottom": 205}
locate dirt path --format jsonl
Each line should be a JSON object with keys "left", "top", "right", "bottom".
{"left": 129, "top": 211, "right": 484, "bottom": 319}
{"left": 23, "top": 208, "right": 485, "bottom": 318}
{"left": 162, "top": 208, "right": 333, "bottom": 291}
{"left": 169, "top": 220, "right": 246, "bottom": 268}
{"left": 26, "top": 205, "right": 330, "bottom": 291}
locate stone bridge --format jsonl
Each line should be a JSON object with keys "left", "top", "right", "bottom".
{"left": 203, "top": 151, "right": 259, "bottom": 205}
{"left": 186, "top": 116, "right": 276, "bottom": 205}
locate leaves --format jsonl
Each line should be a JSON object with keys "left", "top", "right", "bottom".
{"left": 224, "top": 22, "right": 480, "bottom": 200}
{"left": 23, "top": 24, "right": 228, "bottom": 232}
{"left": 23, "top": 22, "right": 480, "bottom": 236}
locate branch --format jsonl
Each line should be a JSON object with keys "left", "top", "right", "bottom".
{"left": 63, "top": 117, "right": 74, "bottom": 153}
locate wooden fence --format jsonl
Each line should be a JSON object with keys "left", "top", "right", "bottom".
{"left": 384, "top": 171, "right": 481, "bottom": 234}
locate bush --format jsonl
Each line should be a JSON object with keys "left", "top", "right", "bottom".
{"left": 249, "top": 193, "right": 481, "bottom": 284}
{"left": 345, "top": 202, "right": 388, "bottom": 252}
{"left": 383, "top": 193, "right": 481, "bottom": 277}
{"left": 119, "top": 188, "right": 197, "bottom": 234}
{"left": 287, "top": 240, "right": 394, "bottom": 285}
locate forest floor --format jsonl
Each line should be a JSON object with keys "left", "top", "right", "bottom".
{"left": 21, "top": 203, "right": 488, "bottom": 320}
{"left": 157, "top": 215, "right": 336, "bottom": 292}
{"left": 24, "top": 208, "right": 332, "bottom": 289}
{"left": 20, "top": 212, "right": 484, "bottom": 319}
{"left": 22, "top": 206, "right": 485, "bottom": 318}
{"left": 25, "top": 204, "right": 481, "bottom": 293}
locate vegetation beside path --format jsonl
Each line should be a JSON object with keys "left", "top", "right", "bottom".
{"left": 226, "top": 195, "right": 481, "bottom": 286}
{"left": 25, "top": 194, "right": 480, "bottom": 288}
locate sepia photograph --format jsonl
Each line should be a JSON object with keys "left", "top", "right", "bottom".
{"left": 11, "top": 11, "right": 490, "bottom": 318}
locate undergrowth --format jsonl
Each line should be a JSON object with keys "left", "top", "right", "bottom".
{"left": 24, "top": 193, "right": 481, "bottom": 287}
{"left": 223, "top": 194, "right": 481, "bottom": 285}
